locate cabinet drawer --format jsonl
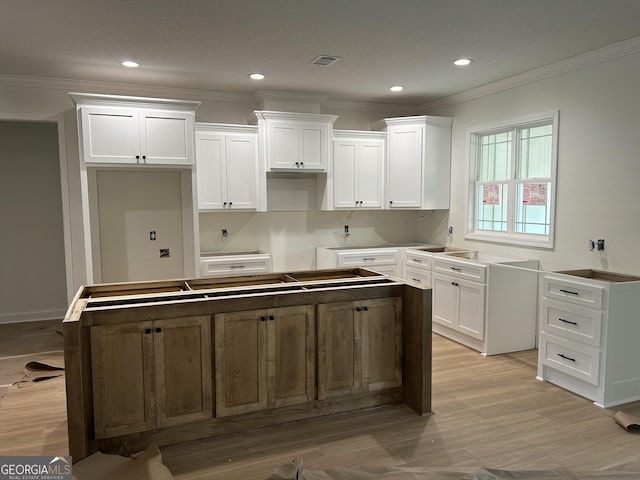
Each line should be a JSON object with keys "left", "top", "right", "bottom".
{"left": 539, "top": 333, "right": 600, "bottom": 386}
{"left": 404, "top": 251, "right": 433, "bottom": 271}
{"left": 337, "top": 249, "right": 400, "bottom": 268}
{"left": 542, "top": 276, "right": 605, "bottom": 310}
{"left": 404, "top": 266, "right": 431, "bottom": 288}
{"left": 433, "top": 258, "right": 486, "bottom": 283}
{"left": 541, "top": 299, "right": 603, "bottom": 347}
{"left": 200, "top": 255, "right": 272, "bottom": 277}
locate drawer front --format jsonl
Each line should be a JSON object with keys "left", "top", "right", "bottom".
{"left": 404, "top": 266, "right": 432, "bottom": 288}
{"left": 337, "top": 249, "right": 400, "bottom": 267}
{"left": 541, "top": 299, "right": 603, "bottom": 347}
{"left": 539, "top": 333, "right": 600, "bottom": 386}
{"left": 201, "top": 256, "right": 272, "bottom": 277}
{"left": 404, "top": 251, "right": 433, "bottom": 271}
{"left": 542, "top": 276, "right": 605, "bottom": 310}
{"left": 433, "top": 258, "right": 486, "bottom": 283}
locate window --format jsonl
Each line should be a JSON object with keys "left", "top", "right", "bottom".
{"left": 466, "top": 111, "right": 558, "bottom": 248}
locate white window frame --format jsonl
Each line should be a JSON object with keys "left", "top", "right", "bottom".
{"left": 465, "top": 110, "right": 559, "bottom": 249}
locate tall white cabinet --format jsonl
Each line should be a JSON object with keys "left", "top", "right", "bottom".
{"left": 71, "top": 93, "right": 200, "bottom": 284}
{"left": 195, "top": 124, "right": 259, "bottom": 211}
{"left": 332, "top": 131, "right": 385, "bottom": 209}
{"left": 372, "top": 115, "right": 453, "bottom": 210}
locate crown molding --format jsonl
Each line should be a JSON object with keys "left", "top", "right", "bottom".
{"left": 419, "top": 35, "right": 640, "bottom": 113}
{"left": 0, "top": 74, "right": 256, "bottom": 104}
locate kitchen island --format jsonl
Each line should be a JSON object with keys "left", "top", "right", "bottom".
{"left": 63, "top": 268, "right": 431, "bottom": 461}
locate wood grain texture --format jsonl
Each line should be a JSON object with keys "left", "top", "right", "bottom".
{"left": 3, "top": 327, "right": 640, "bottom": 478}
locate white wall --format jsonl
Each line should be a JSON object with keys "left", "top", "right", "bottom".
{"left": 428, "top": 51, "right": 640, "bottom": 273}
{"left": 199, "top": 210, "right": 422, "bottom": 272}
{"left": 0, "top": 121, "right": 67, "bottom": 322}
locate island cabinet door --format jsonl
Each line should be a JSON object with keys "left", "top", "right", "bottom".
{"left": 266, "top": 305, "right": 316, "bottom": 408}
{"left": 90, "top": 322, "right": 156, "bottom": 439}
{"left": 154, "top": 316, "right": 212, "bottom": 428}
{"left": 214, "top": 310, "right": 268, "bottom": 417}
{"left": 317, "top": 301, "right": 362, "bottom": 399}
{"left": 361, "top": 297, "right": 402, "bottom": 391}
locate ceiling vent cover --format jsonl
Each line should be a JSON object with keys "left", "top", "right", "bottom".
{"left": 310, "top": 55, "right": 341, "bottom": 67}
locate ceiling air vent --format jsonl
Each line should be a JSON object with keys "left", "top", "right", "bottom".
{"left": 310, "top": 55, "right": 341, "bottom": 67}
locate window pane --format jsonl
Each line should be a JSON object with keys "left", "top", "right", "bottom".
{"left": 515, "top": 181, "right": 550, "bottom": 235}
{"left": 476, "top": 183, "right": 508, "bottom": 232}
{"left": 519, "top": 124, "right": 552, "bottom": 179}
{"left": 479, "top": 131, "right": 511, "bottom": 181}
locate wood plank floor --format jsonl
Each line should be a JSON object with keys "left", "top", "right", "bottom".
{"left": 1, "top": 319, "right": 639, "bottom": 478}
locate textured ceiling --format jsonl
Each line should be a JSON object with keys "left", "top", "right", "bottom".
{"left": 2, "top": 0, "right": 640, "bottom": 105}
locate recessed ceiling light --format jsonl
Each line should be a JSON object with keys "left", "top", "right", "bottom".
{"left": 390, "top": 85, "right": 404, "bottom": 92}
{"left": 249, "top": 73, "right": 265, "bottom": 80}
{"left": 121, "top": 60, "right": 140, "bottom": 68}
{"left": 453, "top": 58, "right": 472, "bottom": 66}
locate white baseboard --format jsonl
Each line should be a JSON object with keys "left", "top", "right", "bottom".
{"left": 0, "top": 309, "right": 66, "bottom": 324}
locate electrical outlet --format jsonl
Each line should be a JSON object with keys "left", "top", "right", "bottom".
{"left": 159, "top": 248, "right": 170, "bottom": 258}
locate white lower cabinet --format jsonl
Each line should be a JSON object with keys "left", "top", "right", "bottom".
{"left": 433, "top": 272, "right": 485, "bottom": 341}
{"left": 431, "top": 254, "right": 539, "bottom": 355}
{"left": 537, "top": 270, "right": 640, "bottom": 407}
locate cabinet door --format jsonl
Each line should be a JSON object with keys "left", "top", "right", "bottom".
{"left": 214, "top": 310, "right": 267, "bottom": 417}
{"left": 80, "top": 107, "right": 140, "bottom": 164}
{"left": 140, "top": 111, "right": 194, "bottom": 165}
{"left": 317, "top": 302, "right": 362, "bottom": 399}
{"left": 357, "top": 140, "right": 384, "bottom": 208}
{"left": 90, "top": 322, "right": 155, "bottom": 438}
{"left": 361, "top": 298, "right": 402, "bottom": 391}
{"left": 299, "top": 121, "right": 326, "bottom": 170}
{"left": 225, "top": 135, "right": 257, "bottom": 209}
{"left": 269, "top": 122, "right": 297, "bottom": 169}
{"left": 154, "top": 316, "right": 212, "bottom": 428}
{"left": 432, "top": 273, "right": 457, "bottom": 328}
{"left": 457, "top": 279, "right": 486, "bottom": 340}
{"left": 387, "top": 125, "right": 423, "bottom": 208}
{"left": 196, "top": 133, "right": 227, "bottom": 209}
{"left": 266, "top": 305, "right": 315, "bottom": 408}
{"left": 333, "top": 140, "right": 358, "bottom": 208}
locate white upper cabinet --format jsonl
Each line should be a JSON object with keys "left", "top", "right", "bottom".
{"left": 372, "top": 115, "right": 453, "bottom": 210}
{"left": 332, "top": 131, "right": 385, "bottom": 209}
{"left": 195, "top": 124, "right": 258, "bottom": 211}
{"left": 252, "top": 111, "right": 337, "bottom": 172}
{"left": 72, "top": 93, "right": 199, "bottom": 166}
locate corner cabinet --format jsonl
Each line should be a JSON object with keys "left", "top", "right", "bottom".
{"left": 251, "top": 110, "right": 338, "bottom": 172}
{"left": 195, "top": 123, "right": 259, "bottom": 210}
{"left": 90, "top": 315, "right": 212, "bottom": 439}
{"left": 331, "top": 131, "right": 385, "bottom": 209}
{"left": 71, "top": 93, "right": 199, "bottom": 166}
{"left": 372, "top": 115, "right": 453, "bottom": 209}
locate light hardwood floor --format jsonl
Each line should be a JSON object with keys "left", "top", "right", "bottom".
{"left": 1, "top": 319, "right": 639, "bottom": 478}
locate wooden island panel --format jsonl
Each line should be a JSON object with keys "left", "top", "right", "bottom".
{"left": 63, "top": 269, "right": 431, "bottom": 461}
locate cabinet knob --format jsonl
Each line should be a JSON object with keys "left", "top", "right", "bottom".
{"left": 389, "top": 200, "right": 393, "bottom": 205}
{"left": 260, "top": 316, "right": 267, "bottom": 322}
{"left": 269, "top": 315, "right": 275, "bottom": 321}
{"left": 229, "top": 201, "right": 233, "bottom": 206}
{"left": 356, "top": 306, "right": 362, "bottom": 312}
{"left": 155, "top": 327, "right": 162, "bottom": 333}
{"left": 223, "top": 202, "right": 227, "bottom": 206}
{"left": 136, "top": 155, "right": 140, "bottom": 160}
{"left": 300, "top": 162, "right": 304, "bottom": 166}
{"left": 142, "top": 155, "right": 146, "bottom": 161}
{"left": 295, "top": 162, "right": 300, "bottom": 166}
{"left": 451, "top": 282, "right": 459, "bottom": 287}
{"left": 144, "top": 328, "right": 151, "bottom": 334}
{"left": 363, "top": 306, "right": 369, "bottom": 311}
